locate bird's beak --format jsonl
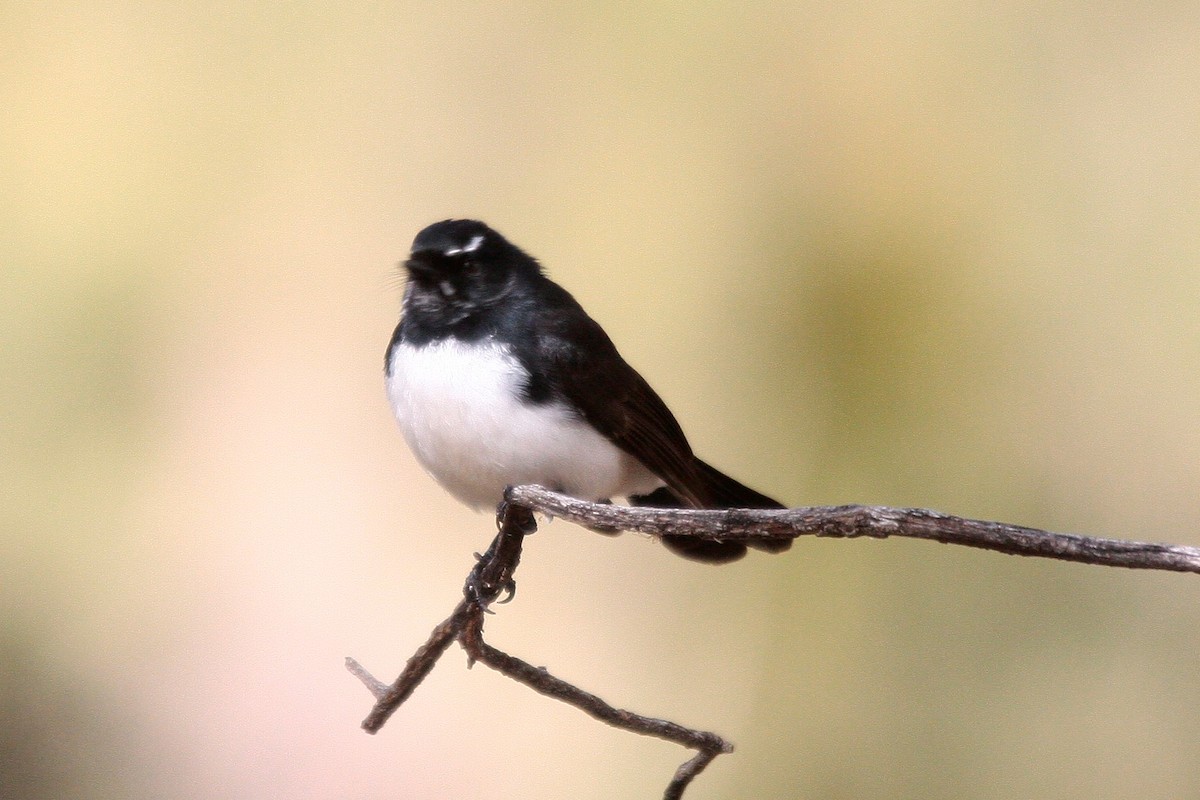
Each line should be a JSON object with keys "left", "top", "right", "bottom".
{"left": 403, "top": 254, "right": 437, "bottom": 279}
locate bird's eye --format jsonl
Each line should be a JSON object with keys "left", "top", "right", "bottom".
{"left": 463, "top": 259, "right": 482, "bottom": 278}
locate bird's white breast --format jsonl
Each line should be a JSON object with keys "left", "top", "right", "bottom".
{"left": 387, "top": 338, "right": 661, "bottom": 510}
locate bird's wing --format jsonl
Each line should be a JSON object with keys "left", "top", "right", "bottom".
{"left": 522, "top": 293, "right": 707, "bottom": 507}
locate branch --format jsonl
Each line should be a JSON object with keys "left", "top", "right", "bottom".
{"left": 507, "top": 485, "right": 1200, "bottom": 574}
{"left": 459, "top": 612, "right": 730, "bottom": 800}
{"left": 348, "top": 486, "right": 1200, "bottom": 800}
{"left": 347, "top": 498, "right": 729, "bottom": 799}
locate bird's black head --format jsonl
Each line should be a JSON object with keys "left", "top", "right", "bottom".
{"left": 401, "top": 220, "right": 539, "bottom": 331}
{"left": 410, "top": 219, "right": 499, "bottom": 259}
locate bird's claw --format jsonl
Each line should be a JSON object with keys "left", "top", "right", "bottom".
{"left": 464, "top": 561, "right": 517, "bottom": 608}
{"left": 496, "top": 579, "right": 517, "bottom": 604}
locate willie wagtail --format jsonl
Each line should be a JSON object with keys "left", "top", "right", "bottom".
{"left": 385, "top": 219, "right": 789, "bottom": 563}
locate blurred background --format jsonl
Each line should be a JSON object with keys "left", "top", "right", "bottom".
{"left": 3, "top": 3, "right": 1199, "bottom": 798}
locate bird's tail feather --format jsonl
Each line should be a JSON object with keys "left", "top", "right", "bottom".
{"left": 630, "top": 460, "right": 791, "bottom": 564}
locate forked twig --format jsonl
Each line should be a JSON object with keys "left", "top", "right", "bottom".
{"left": 349, "top": 485, "right": 1200, "bottom": 799}
{"left": 347, "top": 496, "right": 730, "bottom": 798}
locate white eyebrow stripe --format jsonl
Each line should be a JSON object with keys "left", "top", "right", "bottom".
{"left": 442, "top": 235, "right": 484, "bottom": 257}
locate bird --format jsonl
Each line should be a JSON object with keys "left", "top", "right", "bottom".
{"left": 385, "top": 219, "right": 789, "bottom": 563}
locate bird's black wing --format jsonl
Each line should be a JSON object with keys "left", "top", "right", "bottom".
{"left": 509, "top": 280, "right": 790, "bottom": 564}
{"left": 522, "top": 286, "right": 710, "bottom": 507}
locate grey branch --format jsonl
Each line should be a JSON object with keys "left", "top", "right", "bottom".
{"left": 507, "top": 485, "right": 1200, "bottom": 574}
{"left": 348, "top": 485, "right": 1200, "bottom": 800}
{"left": 348, "top": 499, "right": 729, "bottom": 799}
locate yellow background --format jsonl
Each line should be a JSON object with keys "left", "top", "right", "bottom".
{"left": 3, "top": 3, "right": 1199, "bottom": 798}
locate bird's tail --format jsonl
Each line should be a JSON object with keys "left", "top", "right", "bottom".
{"left": 630, "top": 459, "right": 791, "bottom": 564}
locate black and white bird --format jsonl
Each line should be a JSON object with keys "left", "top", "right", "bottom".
{"left": 385, "top": 219, "right": 789, "bottom": 563}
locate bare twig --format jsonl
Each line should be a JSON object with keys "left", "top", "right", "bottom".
{"left": 348, "top": 604, "right": 467, "bottom": 730}
{"left": 347, "top": 500, "right": 530, "bottom": 733}
{"left": 507, "top": 485, "right": 1200, "bottom": 574}
{"left": 348, "top": 496, "right": 729, "bottom": 798}
{"left": 459, "top": 613, "right": 731, "bottom": 800}
{"left": 349, "top": 485, "right": 1200, "bottom": 800}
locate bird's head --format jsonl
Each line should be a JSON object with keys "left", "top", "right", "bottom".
{"left": 401, "top": 219, "right": 538, "bottom": 326}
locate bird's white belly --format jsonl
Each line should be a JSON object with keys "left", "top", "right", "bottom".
{"left": 387, "top": 339, "right": 661, "bottom": 509}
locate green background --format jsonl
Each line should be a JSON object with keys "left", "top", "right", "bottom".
{"left": 4, "top": 3, "right": 1199, "bottom": 798}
